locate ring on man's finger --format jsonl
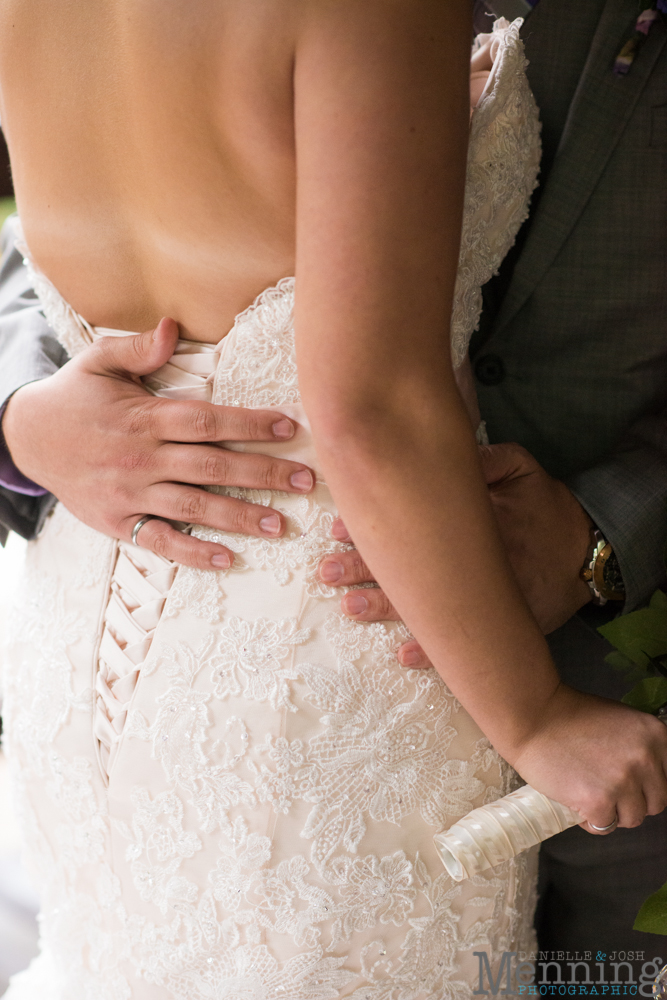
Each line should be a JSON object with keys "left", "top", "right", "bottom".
{"left": 588, "top": 815, "right": 618, "bottom": 833}
{"left": 132, "top": 514, "right": 166, "bottom": 546}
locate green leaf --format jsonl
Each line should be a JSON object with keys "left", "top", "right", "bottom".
{"left": 622, "top": 676, "right": 667, "bottom": 713}
{"left": 599, "top": 593, "right": 667, "bottom": 669}
{"left": 651, "top": 590, "right": 667, "bottom": 614}
{"left": 604, "top": 651, "right": 636, "bottom": 672}
{"left": 643, "top": 652, "right": 667, "bottom": 679}
{"left": 634, "top": 879, "right": 667, "bottom": 935}
{"left": 604, "top": 651, "right": 646, "bottom": 685}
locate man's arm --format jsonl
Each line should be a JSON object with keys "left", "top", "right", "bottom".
{"left": 0, "top": 217, "right": 316, "bottom": 564}
{"left": 0, "top": 214, "right": 66, "bottom": 543}
{"left": 320, "top": 420, "right": 667, "bottom": 664}
{"left": 319, "top": 444, "right": 592, "bottom": 653}
{"left": 566, "top": 410, "right": 667, "bottom": 615}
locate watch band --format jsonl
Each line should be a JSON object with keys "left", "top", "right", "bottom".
{"left": 580, "top": 527, "right": 626, "bottom": 605}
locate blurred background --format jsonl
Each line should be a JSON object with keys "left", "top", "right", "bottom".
{"left": 0, "top": 131, "right": 40, "bottom": 995}
{"left": 0, "top": 131, "right": 14, "bottom": 222}
{"left": 0, "top": 534, "right": 39, "bottom": 997}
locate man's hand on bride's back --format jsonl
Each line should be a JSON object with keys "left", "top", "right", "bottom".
{"left": 319, "top": 442, "right": 595, "bottom": 665}
{"left": 1, "top": 319, "right": 314, "bottom": 568}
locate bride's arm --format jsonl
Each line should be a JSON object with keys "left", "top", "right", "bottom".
{"left": 294, "top": 0, "right": 552, "bottom": 757}
{"left": 293, "top": 0, "right": 667, "bottom": 829}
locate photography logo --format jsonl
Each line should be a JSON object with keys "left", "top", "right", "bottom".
{"left": 472, "top": 950, "right": 667, "bottom": 996}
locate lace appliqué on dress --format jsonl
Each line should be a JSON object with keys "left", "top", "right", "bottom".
{"left": 451, "top": 19, "right": 541, "bottom": 368}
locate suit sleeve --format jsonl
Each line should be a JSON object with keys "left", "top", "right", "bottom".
{"left": 0, "top": 214, "right": 66, "bottom": 544}
{"left": 565, "top": 410, "right": 667, "bottom": 614}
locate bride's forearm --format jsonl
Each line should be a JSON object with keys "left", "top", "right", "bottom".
{"left": 294, "top": 2, "right": 667, "bottom": 832}
{"left": 293, "top": 0, "right": 557, "bottom": 760}
{"left": 310, "top": 387, "right": 560, "bottom": 764}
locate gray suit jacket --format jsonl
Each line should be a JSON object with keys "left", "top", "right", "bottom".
{"left": 0, "top": 0, "right": 665, "bottom": 630}
{"left": 472, "top": 0, "right": 667, "bottom": 621}
{"left": 0, "top": 218, "right": 63, "bottom": 545}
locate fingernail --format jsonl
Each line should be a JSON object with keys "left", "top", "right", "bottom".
{"left": 211, "top": 553, "right": 231, "bottom": 569}
{"left": 344, "top": 592, "right": 368, "bottom": 615}
{"left": 152, "top": 317, "right": 171, "bottom": 341}
{"left": 290, "top": 469, "right": 313, "bottom": 492}
{"left": 401, "top": 650, "right": 424, "bottom": 667}
{"left": 320, "top": 560, "right": 343, "bottom": 584}
{"left": 332, "top": 519, "right": 351, "bottom": 542}
{"left": 272, "top": 419, "right": 294, "bottom": 440}
{"left": 260, "top": 514, "right": 282, "bottom": 536}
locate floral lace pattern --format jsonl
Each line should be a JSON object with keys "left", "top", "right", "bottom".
{"left": 3, "top": 19, "right": 540, "bottom": 999}
{"left": 451, "top": 18, "right": 541, "bottom": 367}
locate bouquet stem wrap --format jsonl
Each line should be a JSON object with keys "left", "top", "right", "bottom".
{"left": 434, "top": 785, "right": 581, "bottom": 881}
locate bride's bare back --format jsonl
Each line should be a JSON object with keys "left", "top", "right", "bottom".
{"left": 0, "top": 0, "right": 298, "bottom": 340}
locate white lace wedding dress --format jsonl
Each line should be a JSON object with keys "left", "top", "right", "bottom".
{"left": 2, "top": 20, "right": 541, "bottom": 1000}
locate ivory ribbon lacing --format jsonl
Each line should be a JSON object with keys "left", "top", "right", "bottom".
{"left": 91, "top": 329, "right": 221, "bottom": 777}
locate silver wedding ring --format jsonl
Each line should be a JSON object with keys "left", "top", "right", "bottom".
{"left": 132, "top": 514, "right": 159, "bottom": 546}
{"left": 589, "top": 816, "right": 618, "bottom": 833}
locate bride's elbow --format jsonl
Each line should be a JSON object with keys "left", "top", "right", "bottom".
{"left": 306, "top": 397, "right": 388, "bottom": 459}
{"left": 305, "top": 392, "right": 434, "bottom": 467}
{"left": 304, "top": 384, "right": 472, "bottom": 472}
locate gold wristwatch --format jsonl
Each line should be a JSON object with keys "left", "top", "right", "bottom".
{"left": 580, "top": 527, "right": 626, "bottom": 606}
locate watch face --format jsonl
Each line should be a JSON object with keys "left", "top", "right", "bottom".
{"left": 603, "top": 554, "right": 624, "bottom": 597}
{"left": 593, "top": 544, "right": 625, "bottom": 602}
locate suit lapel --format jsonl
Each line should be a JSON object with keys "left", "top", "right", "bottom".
{"left": 494, "top": 0, "right": 667, "bottom": 334}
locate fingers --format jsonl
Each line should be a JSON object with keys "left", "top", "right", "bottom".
{"left": 336, "top": 585, "right": 431, "bottom": 667}
{"left": 152, "top": 398, "right": 299, "bottom": 445}
{"left": 478, "top": 441, "right": 535, "bottom": 486}
{"left": 397, "top": 640, "right": 433, "bottom": 670}
{"left": 340, "top": 587, "right": 401, "bottom": 622}
{"left": 631, "top": 742, "right": 667, "bottom": 820}
{"left": 580, "top": 793, "right": 622, "bottom": 837}
{"left": 127, "top": 516, "right": 233, "bottom": 570}
{"left": 320, "top": 527, "right": 400, "bottom": 622}
{"left": 470, "top": 36, "right": 494, "bottom": 72}
{"left": 149, "top": 482, "right": 288, "bottom": 539}
{"left": 615, "top": 792, "right": 648, "bottom": 831}
{"left": 643, "top": 774, "right": 667, "bottom": 818}
{"left": 160, "top": 443, "right": 314, "bottom": 494}
{"left": 582, "top": 718, "right": 667, "bottom": 836}
{"left": 331, "top": 517, "right": 353, "bottom": 543}
{"left": 583, "top": 784, "right": 654, "bottom": 836}
{"left": 584, "top": 793, "right": 645, "bottom": 835}
{"left": 581, "top": 817, "right": 618, "bottom": 837}
{"left": 85, "top": 317, "right": 180, "bottom": 378}
{"left": 319, "top": 532, "right": 431, "bottom": 667}
{"left": 319, "top": 549, "right": 374, "bottom": 587}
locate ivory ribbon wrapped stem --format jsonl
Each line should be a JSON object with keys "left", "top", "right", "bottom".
{"left": 434, "top": 785, "right": 581, "bottom": 881}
